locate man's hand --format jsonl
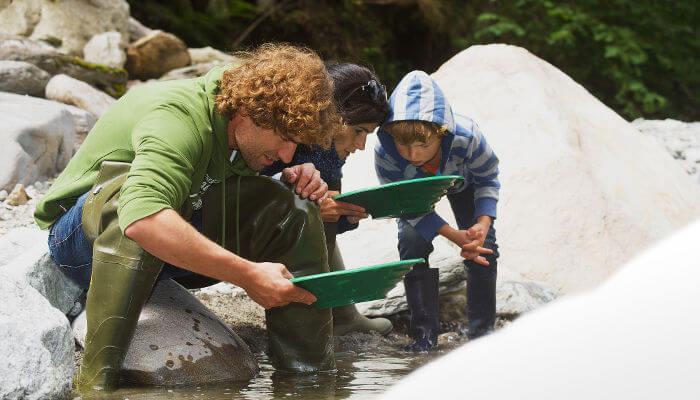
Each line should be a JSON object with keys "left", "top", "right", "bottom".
{"left": 281, "top": 163, "right": 328, "bottom": 201}
{"left": 320, "top": 190, "right": 369, "bottom": 223}
{"left": 241, "top": 262, "right": 317, "bottom": 309}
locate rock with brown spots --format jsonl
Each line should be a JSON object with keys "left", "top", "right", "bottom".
{"left": 72, "top": 279, "right": 258, "bottom": 385}
{"left": 125, "top": 30, "right": 191, "bottom": 79}
{"left": 6, "top": 184, "right": 29, "bottom": 206}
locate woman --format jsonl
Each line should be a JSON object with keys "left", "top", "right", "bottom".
{"left": 262, "top": 62, "right": 392, "bottom": 336}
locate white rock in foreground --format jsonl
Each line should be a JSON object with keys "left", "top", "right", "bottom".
{"left": 379, "top": 218, "right": 700, "bottom": 400}
{"left": 0, "top": 276, "right": 73, "bottom": 400}
{"left": 429, "top": 44, "right": 700, "bottom": 293}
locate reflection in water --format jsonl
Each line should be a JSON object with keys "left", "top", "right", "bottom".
{"left": 77, "top": 340, "right": 466, "bottom": 400}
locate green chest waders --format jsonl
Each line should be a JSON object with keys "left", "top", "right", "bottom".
{"left": 79, "top": 161, "right": 166, "bottom": 392}
{"left": 199, "top": 175, "right": 335, "bottom": 372}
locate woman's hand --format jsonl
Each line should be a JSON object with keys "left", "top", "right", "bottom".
{"left": 320, "top": 190, "right": 369, "bottom": 223}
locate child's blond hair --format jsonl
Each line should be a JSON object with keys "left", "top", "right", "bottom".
{"left": 383, "top": 120, "right": 448, "bottom": 144}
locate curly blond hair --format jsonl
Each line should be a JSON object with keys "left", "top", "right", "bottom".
{"left": 383, "top": 120, "right": 448, "bottom": 144}
{"left": 216, "top": 43, "right": 340, "bottom": 148}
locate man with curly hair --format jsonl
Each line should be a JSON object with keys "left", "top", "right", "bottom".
{"left": 34, "top": 43, "right": 341, "bottom": 392}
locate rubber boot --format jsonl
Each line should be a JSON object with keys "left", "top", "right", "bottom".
{"left": 330, "top": 244, "right": 393, "bottom": 336}
{"left": 200, "top": 175, "right": 334, "bottom": 372}
{"left": 465, "top": 253, "right": 498, "bottom": 340}
{"left": 403, "top": 267, "right": 440, "bottom": 351}
{"left": 77, "top": 161, "right": 164, "bottom": 392}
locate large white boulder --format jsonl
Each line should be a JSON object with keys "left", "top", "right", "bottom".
{"left": 0, "top": 276, "right": 74, "bottom": 400}
{"left": 0, "top": 0, "right": 130, "bottom": 56}
{"left": 429, "top": 45, "right": 700, "bottom": 293}
{"left": 379, "top": 218, "right": 700, "bottom": 400}
{"left": 350, "top": 44, "right": 700, "bottom": 295}
{"left": 0, "top": 92, "right": 76, "bottom": 192}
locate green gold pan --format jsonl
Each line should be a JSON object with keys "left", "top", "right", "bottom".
{"left": 333, "top": 175, "right": 464, "bottom": 219}
{"left": 290, "top": 258, "right": 425, "bottom": 309}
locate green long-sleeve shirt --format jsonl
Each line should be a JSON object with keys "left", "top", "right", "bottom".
{"left": 34, "top": 64, "right": 257, "bottom": 233}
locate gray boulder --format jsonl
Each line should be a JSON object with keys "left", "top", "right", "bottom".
{"left": 0, "top": 0, "right": 130, "bottom": 56}
{"left": 0, "top": 33, "right": 128, "bottom": 97}
{"left": 0, "top": 92, "right": 75, "bottom": 192}
{"left": 0, "top": 60, "right": 50, "bottom": 96}
{"left": 45, "top": 74, "right": 116, "bottom": 119}
{"left": 0, "top": 276, "right": 74, "bottom": 400}
{"left": 73, "top": 279, "right": 258, "bottom": 385}
{"left": 83, "top": 31, "right": 127, "bottom": 69}
{"left": 1, "top": 227, "right": 84, "bottom": 315}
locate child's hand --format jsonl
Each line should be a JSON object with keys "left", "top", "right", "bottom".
{"left": 460, "top": 218, "right": 493, "bottom": 266}
{"left": 320, "top": 191, "right": 369, "bottom": 223}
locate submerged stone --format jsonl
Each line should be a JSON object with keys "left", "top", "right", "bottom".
{"left": 73, "top": 279, "right": 258, "bottom": 386}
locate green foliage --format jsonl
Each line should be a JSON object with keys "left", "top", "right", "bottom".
{"left": 470, "top": 0, "right": 699, "bottom": 120}
{"left": 127, "top": 0, "right": 698, "bottom": 120}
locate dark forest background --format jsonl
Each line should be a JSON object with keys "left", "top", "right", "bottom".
{"left": 128, "top": 0, "right": 699, "bottom": 121}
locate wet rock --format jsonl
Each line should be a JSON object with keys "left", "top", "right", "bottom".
{"left": 0, "top": 275, "right": 74, "bottom": 400}
{"left": 1, "top": 227, "right": 84, "bottom": 314}
{"left": 45, "top": 74, "right": 116, "bottom": 119}
{"left": 126, "top": 30, "right": 191, "bottom": 80}
{"left": 7, "top": 184, "right": 29, "bottom": 206}
{"left": 0, "top": 0, "right": 130, "bottom": 56}
{"left": 73, "top": 279, "right": 258, "bottom": 385}
{"left": 83, "top": 31, "right": 126, "bottom": 69}
{"left": 0, "top": 92, "right": 75, "bottom": 192}
{"left": 0, "top": 33, "right": 128, "bottom": 96}
{"left": 0, "top": 60, "right": 50, "bottom": 96}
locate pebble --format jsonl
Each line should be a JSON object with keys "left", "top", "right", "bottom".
{"left": 0, "top": 190, "right": 7, "bottom": 202}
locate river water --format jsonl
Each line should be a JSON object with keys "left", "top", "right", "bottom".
{"left": 75, "top": 338, "right": 467, "bottom": 400}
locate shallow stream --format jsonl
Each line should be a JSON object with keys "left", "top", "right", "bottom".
{"left": 75, "top": 338, "right": 467, "bottom": 400}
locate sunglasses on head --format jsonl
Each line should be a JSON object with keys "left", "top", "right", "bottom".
{"left": 342, "top": 79, "right": 388, "bottom": 104}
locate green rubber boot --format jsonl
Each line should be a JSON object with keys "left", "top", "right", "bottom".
{"left": 201, "top": 175, "right": 335, "bottom": 372}
{"left": 330, "top": 244, "right": 393, "bottom": 336}
{"left": 78, "top": 161, "right": 164, "bottom": 392}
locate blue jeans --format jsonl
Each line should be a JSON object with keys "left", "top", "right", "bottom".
{"left": 48, "top": 192, "right": 198, "bottom": 290}
{"left": 398, "top": 185, "right": 499, "bottom": 269}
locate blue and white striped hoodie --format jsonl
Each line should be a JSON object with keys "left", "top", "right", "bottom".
{"left": 374, "top": 70, "right": 500, "bottom": 242}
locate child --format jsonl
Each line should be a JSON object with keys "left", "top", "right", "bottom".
{"left": 374, "top": 70, "right": 500, "bottom": 351}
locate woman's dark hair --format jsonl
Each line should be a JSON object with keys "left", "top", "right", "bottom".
{"left": 325, "top": 62, "right": 391, "bottom": 126}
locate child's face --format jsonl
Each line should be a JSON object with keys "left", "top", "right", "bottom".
{"left": 394, "top": 136, "right": 442, "bottom": 167}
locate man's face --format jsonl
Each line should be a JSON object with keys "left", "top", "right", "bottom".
{"left": 394, "top": 136, "right": 442, "bottom": 167}
{"left": 228, "top": 113, "right": 297, "bottom": 171}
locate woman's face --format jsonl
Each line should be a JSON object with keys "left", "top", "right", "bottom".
{"left": 334, "top": 122, "right": 378, "bottom": 159}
